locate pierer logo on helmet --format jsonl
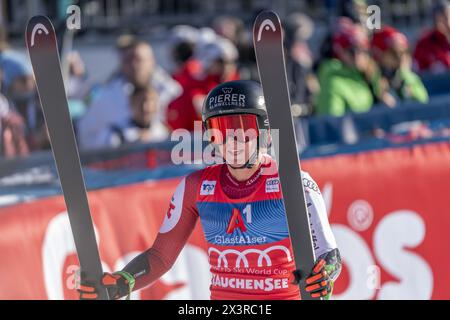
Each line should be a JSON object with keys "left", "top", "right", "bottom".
{"left": 209, "top": 91, "right": 246, "bottom": 109}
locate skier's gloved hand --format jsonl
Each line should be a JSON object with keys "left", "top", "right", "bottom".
{"left": 304, "top": 259, "right": 334, "bottom": 299}
{"left": 78, "top": 271, "right": 135, "bottom": 300}
{"left": 292, "top": 248, "right": 342, "bottom": 300}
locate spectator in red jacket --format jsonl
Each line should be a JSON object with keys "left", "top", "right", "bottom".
{"left": 414, "top": 0, "right": 450, "bottom": 73}
{"left": 166, "top": 36, "right": 239, "bottom": 131}
{"left": 169, "top": 25, "right": 202, "bottom": 88}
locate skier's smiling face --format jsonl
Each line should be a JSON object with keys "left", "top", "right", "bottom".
{"left": 206, "top": 114, "right": 260, "bottom": 167}
{"left": 221, "top": 134, "right": 258, "bottom": 167}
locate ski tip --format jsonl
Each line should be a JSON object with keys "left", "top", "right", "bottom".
{"left": 25, "top": 15, "right": 56, "bottom": 50}
{"left": 253, "top": 10, "right": 282, "bottom": 44}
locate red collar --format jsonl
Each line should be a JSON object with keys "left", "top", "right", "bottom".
{"left": 220, "top": 164, "right": 264, "bottom": 199}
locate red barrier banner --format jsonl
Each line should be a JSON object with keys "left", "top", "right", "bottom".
{"left": 305, "top": 142, "right": 450, "bottom": 300}
{"left": 1, "top": 142, "right": 449, "bottom": 300}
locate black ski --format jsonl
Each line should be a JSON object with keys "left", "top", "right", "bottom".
{"left": 25, "top": 16, "right": 109, "bottom": 300}
{"left": 253, "top": 11, "right": 318, "bottom": 300}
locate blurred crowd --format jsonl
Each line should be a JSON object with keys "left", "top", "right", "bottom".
{"left": 2, "top": 0, "right": 450, "bottom": 158}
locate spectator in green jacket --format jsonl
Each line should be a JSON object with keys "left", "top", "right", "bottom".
{"left": 371, "top": 26, "right": 429, "bottom": 106}
{"left": 315, "top": 18, "right": 380, "bottom": 117}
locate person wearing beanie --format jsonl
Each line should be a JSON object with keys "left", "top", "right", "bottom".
{"left": 315, "top": 18, "right": 379, "bottom": 117}
{"left": 372, "top": 26, "right": 428, "bottom": 105}
{"left": 414, "top": 0, "right": 450, "bottom": 73}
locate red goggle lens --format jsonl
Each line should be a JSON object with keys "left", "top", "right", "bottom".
{"left": 206, "top": 114, "right": 260, "bottom": 144}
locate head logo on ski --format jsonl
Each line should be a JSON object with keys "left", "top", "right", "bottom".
{"left": 27, "top": 17, "right": 56, "bottom": 50}
{"left": 30, "top": 23, "right": 50, "bottom": 47}
{"left": 256, "top": 18, "right": 277, "bottom": 42}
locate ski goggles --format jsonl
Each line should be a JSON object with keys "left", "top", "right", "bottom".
{"left": 205, "top": 114, "right": 260, "bottom": 144}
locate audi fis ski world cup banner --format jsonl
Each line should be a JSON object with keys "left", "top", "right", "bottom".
{"left": 0, "top": 141, "right": 449, "bottom": 299}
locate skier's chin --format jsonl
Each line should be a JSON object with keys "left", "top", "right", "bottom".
{"left": 227, "top": 163, "right": 247, "bottom": 170}
{"left": 226, "top": 158, "right": 247, "bottom": 169}
{"left": 223, "top": 156, "right": 246, "bottom": 168}
{"left": 226, "top": 157, "right": 257, "bottom": 169}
